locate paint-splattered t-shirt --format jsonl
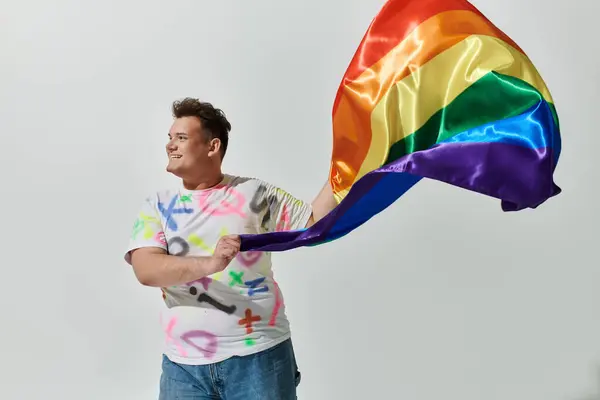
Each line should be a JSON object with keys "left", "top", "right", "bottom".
{"left": 124, "top": 174, "right": 312, "bottom": 365}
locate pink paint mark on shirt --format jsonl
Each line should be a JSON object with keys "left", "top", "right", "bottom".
{"left": 185, "top": 276, "right": 212, "bottom": 290}
{"left": 196, "top": 186, "right": 247, "bottom": 217}
{"left": 236, "top": 251, "right": 262, "bottom": 267}
{"left": 155, "top": 231, "right": 167, "bottom": 246}
{"left": 180, "top": 330, "right": 218, "bottom": 359}
{"left": 269, "top": 281, "right": 283, "bottom": 326}
{"left": 163, "top": 316, "right": 188, "bottom": 357}
{"left": 275, "top": 204, "right": 291, "bottom": 231}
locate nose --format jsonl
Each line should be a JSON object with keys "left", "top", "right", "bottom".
{"left": 166, "top": 140, "right": 177, "bottom": 152}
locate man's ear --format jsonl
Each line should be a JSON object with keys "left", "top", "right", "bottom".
{"left": 208, "top": 138, "right": 222, "bottom": 157}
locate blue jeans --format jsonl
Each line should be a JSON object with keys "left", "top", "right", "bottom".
{"left": 159, "top": 338, "right": 301, "bottom": 399}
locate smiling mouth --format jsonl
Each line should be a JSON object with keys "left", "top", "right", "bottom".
{"left": 169, "top": 155, "right": 182, "bottom": 159}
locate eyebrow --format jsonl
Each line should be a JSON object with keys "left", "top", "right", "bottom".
{"left": 168, "top": 132, "right": 188, "bottom": 137}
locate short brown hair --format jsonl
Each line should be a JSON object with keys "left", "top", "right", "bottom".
{"left": 172, "top": 98, "right": 231, "bottom": 157}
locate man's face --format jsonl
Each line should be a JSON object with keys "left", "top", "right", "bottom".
{"left": 166, "top": 117, "right": 214, "bottom": 177}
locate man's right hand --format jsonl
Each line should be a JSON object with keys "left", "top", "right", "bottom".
{"left": 210, "top": 235, "right": 241, "bottom": 273}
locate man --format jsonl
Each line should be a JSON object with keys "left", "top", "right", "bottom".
{"left": 124, "top": 98, "right": 337, "bottom": 399}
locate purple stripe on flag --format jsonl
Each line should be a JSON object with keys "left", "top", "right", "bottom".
{"left": 240, "top": 140, "right": 560, "bottom": 252}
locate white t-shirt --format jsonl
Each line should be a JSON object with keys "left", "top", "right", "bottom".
{"left": 124, "top": 174, "right": 312, "bottom": 365}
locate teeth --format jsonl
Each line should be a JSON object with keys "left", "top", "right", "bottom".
{"left": 170, "top": 155, "right": 181, "bottom": 159}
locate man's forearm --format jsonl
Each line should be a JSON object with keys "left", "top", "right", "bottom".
{"left": 307, "top": 180, "right": 338, "bottom": 227}
{"left": 131, "top": 250, "right": 216, "bottom": 287}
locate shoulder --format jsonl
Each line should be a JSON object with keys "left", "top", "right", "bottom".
{"left": 223, "top": 174, "right": 270, "bottom": 192}
{"left": 223, "top": 174, "right": 261, "bottom": 184}
{"left": 227, "top": 174, "right": 286, "bottom": 188}
{"left": 223, "top": 175, "right": 289, "bottom": 207}
{"left": 228, "top": 175, "right": 304, "bottom": 206}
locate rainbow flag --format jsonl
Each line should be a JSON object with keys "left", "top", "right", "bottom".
{"left": 239, "top": 0, "right": 561, "bottom": 252}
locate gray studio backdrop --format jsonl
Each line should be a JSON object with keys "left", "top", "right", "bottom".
{"left": 1, "top": 0, "right": 598, "bottom": 399}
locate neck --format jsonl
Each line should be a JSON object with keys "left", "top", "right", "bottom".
{"left": 182, "top": 170, "right": 224, "bottom": 191}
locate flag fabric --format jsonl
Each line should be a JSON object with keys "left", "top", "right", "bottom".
{"left": 239, "top": 0, "right": 562, "bottom": 252}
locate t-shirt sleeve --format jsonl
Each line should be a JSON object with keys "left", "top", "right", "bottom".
{"left": 124, "top": 195, "right": 168, "bottom": 265}
{"left": 256, "top": 182, "right": 313, "bottom": 233}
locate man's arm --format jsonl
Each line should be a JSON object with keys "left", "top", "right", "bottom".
{"left": 306, "top": 180, "right": 338, "bottom": 227}
{"left": 129, "top": 235, "right": 240, "bottom": 287}
{"left": 129, "top": 248, "right": 216, "bottom": 287}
